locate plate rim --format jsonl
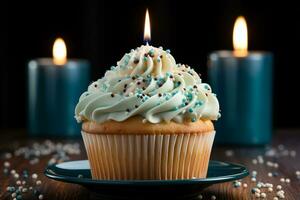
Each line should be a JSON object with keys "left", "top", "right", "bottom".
{"left": 44, "top": 160, "right": 249, "bottom": 186}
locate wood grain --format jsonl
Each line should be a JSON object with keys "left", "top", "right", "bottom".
{"left": 0, "top": 130, "right": 299, "bottom": 200}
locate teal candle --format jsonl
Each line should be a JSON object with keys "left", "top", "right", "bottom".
{"left": 28, "top": 58, "right": 90, "bottom": 137}
{"left": 208, "top": 51, "right": 273, "bottom": 145}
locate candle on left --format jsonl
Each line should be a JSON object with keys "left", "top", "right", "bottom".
{"left": 28, "top": 38, "right": 90, "bottom": 137}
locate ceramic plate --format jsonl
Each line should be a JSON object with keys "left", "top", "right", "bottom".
{"left": 45, "top": 160, "right": 249, "bottom": 200}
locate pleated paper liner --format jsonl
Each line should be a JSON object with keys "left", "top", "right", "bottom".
{"left": 82, "top": 131, "right": 215, "bottom": 180}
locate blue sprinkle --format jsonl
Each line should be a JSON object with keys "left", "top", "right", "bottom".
{"left": 172, "top": 107, "right": 178, "bottom": 111}
{"left": 149, "top": 49, "right": 154, "bottom": 55}
{"left": 188, "top": 108, "right": 193, "bottom": 113}
{"left": 191, "top": 117, "right": 196, "bottom": 122}
{"left": 8, "top": 187, "right": 15, "bottom": 192}
{"left": 166, "top": 49, "right": 171, "bottom": 54}
{"left": 204, "top": 85, "right": 210, "bottom": 90}
{"left": 166, "top": 72, "right": 171, "bottom": 77}
{"left": 110, "top": 66, "right": 116, "bottom": 70}
{"left": 143, "top": 57, "right": 147, "bottom": 62}
{"left": 157, "top": 58, "right": 161, "bottom": 62}
{"left": 16, "top": 195, "right": 22, "bottom": 200}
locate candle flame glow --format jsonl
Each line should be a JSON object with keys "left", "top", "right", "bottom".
{"left": 53, "top": 38, "right": 67, "bottom": 65}
{"left": 144, "top": 9, "right": 151, "bottom": 43}
{"left": 233, "top": 16, "right": 248, "bottom": 57}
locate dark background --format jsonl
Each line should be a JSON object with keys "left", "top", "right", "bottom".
{"left": 0, "top": 0, "right": 299, "bottom": 129}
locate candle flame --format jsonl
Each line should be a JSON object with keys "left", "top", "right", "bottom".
{"left": 233, "top": 16, "right": 248, "bottom": 56}
{"left": 144, "top": 9, "right": 151, "bottom": 43}
{"left": 53, "top": 38, "right": 67, "bottom": 65}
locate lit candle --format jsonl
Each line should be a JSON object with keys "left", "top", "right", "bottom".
{"left": 28, "top": 38, "right": 90, "bottom": 137}
{"left": 144, "top": 9, "right": 151, "bottom": 45}
{"left": 208, "top": 16, "right": 273, "bottom": 145}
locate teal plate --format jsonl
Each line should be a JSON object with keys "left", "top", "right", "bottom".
{"left": 45, "top": 160, "right": 248, "bottom": 200}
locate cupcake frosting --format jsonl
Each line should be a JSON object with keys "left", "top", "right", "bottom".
{"left": 75, "top": 45, "right": 220, "bottom": 124}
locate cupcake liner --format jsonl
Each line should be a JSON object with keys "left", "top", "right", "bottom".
{"left": 82, "top": 131, "right": 215, "bottom": 180}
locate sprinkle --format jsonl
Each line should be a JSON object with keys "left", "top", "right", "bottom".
{"left": 251, "top": 177, "right": 257, "bottom": 182}
{"left": 260, "top": 193, "right": 266, "bottom": 198}
{"left": 188, "top": 108, "right": 193, "bottom": 113}
{"left": 268, "top": 187, "right": 273, "bottom": 192}
{"left": 36, "top": 180, "right": 42, "bottom": 185}
{"left": 126, "top": 109, "right": 130, "bottom": 112}
{"left": 142, "top": 119, "right": 147, "bottom": 123}
{"left": 268, "top": 172, "right": 273, "bottom": 177}
{"left": 16, "top": 195, "right": 22, "bottom": 200}
{"left": 4, "top": 152, "right": 12, "bottom": 159}
{"left": 4, "top": 161, "right": 10, "bottom": 168}
{"left": 16, "top": 180, "right": 21, "bottom": 185}
{"left": 22, "top": 188, "right": 28, "bottom": 193}
{"left": 198, "top": 194, "right": 203, "bottom": 199}
{"left": 252, "top": 159, "right": 258, "bottom": 164}
{"left": 38, "top": 194, "right": 44, "bottom": 200}
{"left": 252, "top": 171, "right": 257, "bottom": 176}
{"left": 273, "top": 197, "right": 279, "bottom": 200}
{"left": 111, "top": 93, "right": 115, "bottom": 97}
{"left": 280, "top": 178, "right": 285, "bottom": 182}
{"left": 158, "top": 93, "right": 162, "bottom": 97}
{"left": 132, "top": 76, "right": 136, "bottom": 80}
{"left": 225, "top": 150, "right": 234, "bottom": 157}
{"left": 285, "top": 178, "right": 290, "bottom": 183}
{"left": 7, "top": 186, "right": 15, "bottom": 192}
{"left": 14, "top": 173, "right": 20, "bottom": 179}
{"left": 233, "top": 181, "right": 241, "bottom": 188}
{"left": 12, "top": 193, "right": 17, "bottom": 198}
{"left": 166, "top": 49, "right": 171, "bottom": 54}
{"left": 191, "top": 117, "right": 196, "bottom": 122}
{"left": 254, "top": 192, "right": 260, "bottom": 198}
{"left": 257, "top": 183, "right": 262, "bottom": 188}
{"left": 211, "top": 195, "right": 216, "bottom": 200}
{"left": 32, "top": 173, "right": 38, "bottom": 179}
{"left": 257, "top": 155, "right": 264, "bottom": 164}
{"left": 134, "top": 58, "right": 139, "bottom": 64}
{"left": 11, "top": 169, "right": 16, "bottom": 174}
{"left": 276, "top": 185, "right": 282, "bottom": 190}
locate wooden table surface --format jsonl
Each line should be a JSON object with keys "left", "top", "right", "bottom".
{"left": 0, "top": 130, "right": 299, "bottom": 200}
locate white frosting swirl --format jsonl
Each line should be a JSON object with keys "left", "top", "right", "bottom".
{"left": 75, "top": 45, "right": 220, "bottom": 124}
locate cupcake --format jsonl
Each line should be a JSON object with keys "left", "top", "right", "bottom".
{"left": 75, "top": 45, "right": 220, "bottom": 180}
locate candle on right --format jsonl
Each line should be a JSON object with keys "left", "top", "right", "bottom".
{"left": 208, "top": 16, "right": 273, "bottom": 145}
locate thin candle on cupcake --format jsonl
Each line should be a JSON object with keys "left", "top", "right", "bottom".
{"left": 75, "top": 9, "right": 220, "bottom": 180}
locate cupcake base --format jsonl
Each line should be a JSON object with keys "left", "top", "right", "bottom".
{"left": 82, "top": 130, "right": 215, "bottom": 180}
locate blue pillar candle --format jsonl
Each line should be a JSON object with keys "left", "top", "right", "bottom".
{"left": 208, "top": 16, "right": 273, "bottom": 145}
{"left": 28, "top": 39, "right": 90, "bottom": 137}
{"left": 208, "top": 51, "right": 273, "bottom": 145}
